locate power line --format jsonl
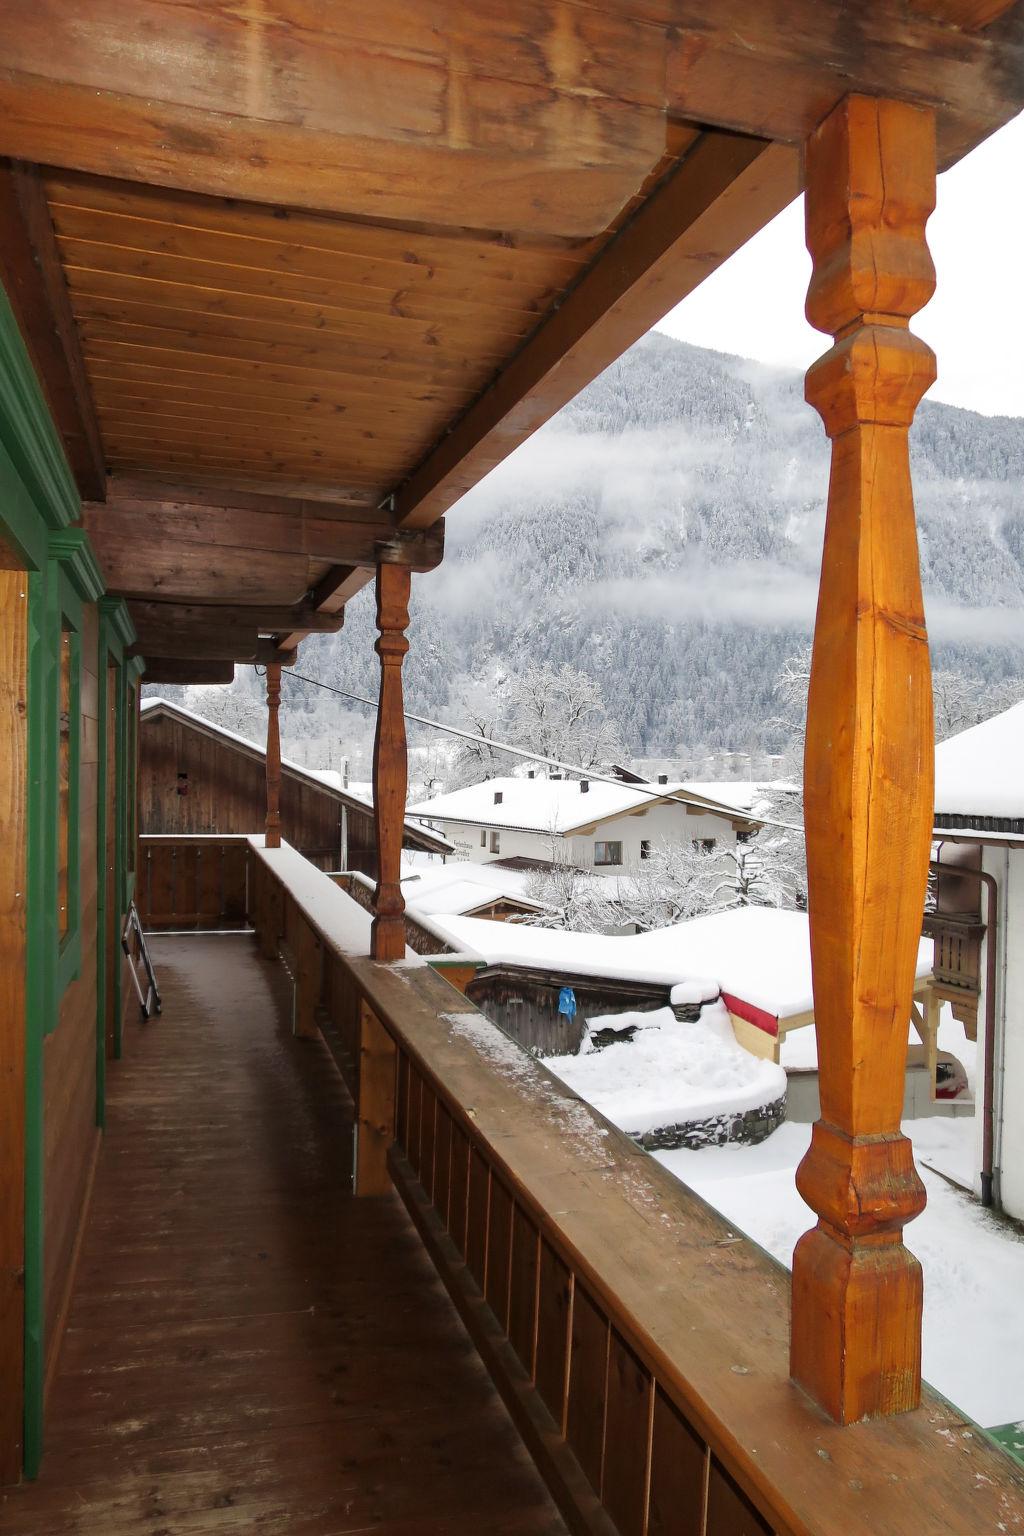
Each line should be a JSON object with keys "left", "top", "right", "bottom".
{"left": 276, "top": 666, "right": 804, "bottom": 834}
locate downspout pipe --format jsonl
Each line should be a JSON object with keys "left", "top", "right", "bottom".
{"left": 930, "top": 852, "right": 998, "bottom": 1208}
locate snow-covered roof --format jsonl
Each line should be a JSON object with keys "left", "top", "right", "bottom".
{"left": 407, "top": 774, "right": 760, "bottom": 836}
{"left": 141, "top": 696, "right": 452, "bottom": 853}
{"left": 428, "top": 906, "right": 933, "bottom": 1021}
{"left": 399, "top": 859, "right": 543, "bottom": 918}
{"left": 546, "top": 1001, "right": 786, "bottom": 1136}
{"left": 934, "top": 701, "right": 1024, "bottom": 821}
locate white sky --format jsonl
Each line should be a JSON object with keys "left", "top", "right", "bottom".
{"left": 657, "top": 113, "right": 1024, "bottom": 419}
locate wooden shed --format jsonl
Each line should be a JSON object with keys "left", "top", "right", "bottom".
{"left": 139, "top": 696, "right": 450, "bottom": 873}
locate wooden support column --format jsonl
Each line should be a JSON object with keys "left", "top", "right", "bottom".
{"left": 370, "top": 562, "right": 411, "bottom": 962}
{"left": 264, "top": 661, "right": 282, "bottom": 850}
{"left": 792, "top": 94, "right": 937, "bottom": 1423}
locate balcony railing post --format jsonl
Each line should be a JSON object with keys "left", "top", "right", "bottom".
{"left": 264, "top": 660, "right": 282, "bottom": 850}
{"left": 792, "top": 93, "right": 936, "bottom": 1423}
{"left": 370, "top": 560, "right": 411, "bottom": 962}
{"left": 355, "top": 1001, "right": 397, "bottom": 1196}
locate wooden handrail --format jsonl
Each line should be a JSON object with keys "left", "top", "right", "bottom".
{"left": 244, "top": 837, "right": 1024, "bottom": 1536}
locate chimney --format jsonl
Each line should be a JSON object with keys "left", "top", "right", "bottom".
{"left": 494, "top": 790, "right": 503, "bottom": 804}
{"left": 580, "top": 780, "right": 589, "bottom": 794}
{"left": 658, "top": 774, "right": 668, "bottom": 785}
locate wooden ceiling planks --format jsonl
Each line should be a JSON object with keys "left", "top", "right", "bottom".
{"left": 42, "top": 170, "right": 599, "bottom": 505}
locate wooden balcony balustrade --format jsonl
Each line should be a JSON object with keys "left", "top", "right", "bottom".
{"left": 240, "top": 836, "right": 1024, "bottom": 1536}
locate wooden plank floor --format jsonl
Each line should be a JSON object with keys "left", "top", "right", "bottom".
{"left": 3, "top": 934, "right": 567, "bottom": 1536}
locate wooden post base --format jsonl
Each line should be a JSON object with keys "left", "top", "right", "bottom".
{"left": 792, "top": 1124, "right": 926, "bottom": 1421}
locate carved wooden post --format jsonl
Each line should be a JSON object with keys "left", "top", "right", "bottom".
{"left": 792, "top": 94, "right": 936, "bottom": 1423}
{"left": 265, "top": 660, "right": 282, "bottom": 849}
{"left": 371, "top": 561, "right": 411, "bottom": 961}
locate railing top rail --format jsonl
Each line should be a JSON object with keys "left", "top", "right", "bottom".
{"left": 140, "top": 833, "right": 253, "bottom": 843}
{"left": 248, "top": 836, "right": 423, "bottom": 965}
{"left": 251, "top": 841, "right": 1024, "bottom": 1535}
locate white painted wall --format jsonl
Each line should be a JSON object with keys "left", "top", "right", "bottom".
{"left": 976, "top": 845, "right": 1024, "bottom": 1219}
{"left": 422, "top": 801, "right": 738, "bottom": 870}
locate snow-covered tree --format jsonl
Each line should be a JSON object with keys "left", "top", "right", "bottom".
{"left": 445, "top": 660, "right": 625, "bottom": 787}
{"left": 520, "top": 854, "right": 615, "bottom": 933}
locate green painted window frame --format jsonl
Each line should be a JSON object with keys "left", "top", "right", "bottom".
{"left": 54, "top": 567, "right": 83, "bottom": 1000}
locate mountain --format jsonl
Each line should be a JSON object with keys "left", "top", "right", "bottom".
{"left": 199, "top": 332, "right": 1024, "bottom": 766}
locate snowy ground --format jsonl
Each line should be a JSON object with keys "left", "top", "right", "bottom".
{"left": 656, "top": 1113, "right": 1024, "bottom": 1430}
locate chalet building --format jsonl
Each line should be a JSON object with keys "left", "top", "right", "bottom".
{"left": 138, "top": 696, "right": 450, "bottom": 880}
{"left": 0, "top": 6, "right": 1022, "bottom": 1531}
{"left": 929, "top": 701, "right": 1024, "bottom": 1221}
{"left": 408, "top": 775, "right": 759, "bottom": 870}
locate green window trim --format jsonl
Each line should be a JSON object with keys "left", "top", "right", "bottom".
{"left": 50, "top": 562, "right": 84, "bottom": 1005}
{"left": 96, "top": 599, "right": 138, "bottom": 1084}
{"left": 0, "top": 289, "right": 78, "bottom": 536}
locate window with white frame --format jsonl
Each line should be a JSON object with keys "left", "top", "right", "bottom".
{"left": 593, "top": 840, "right": 622, "bottom": 866}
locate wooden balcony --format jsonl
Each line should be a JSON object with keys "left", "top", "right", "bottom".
{"left": 8, "top": 837, "right": 1021, "bottom": 1534}
{"left": 2, "top": 920, "right": 565, "bottom": 1536}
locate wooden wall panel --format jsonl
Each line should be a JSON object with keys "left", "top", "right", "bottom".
{"left": 648, "top": 1389, "right": 707, "bottom": 1536}
{"left": 535, "top": 1239, "right": 571, "bottom": 1430}
{"left": 566, "top": 1281, "right": 609, "bottom": 1494}
{"left": 42, "top": 604, "right": 101, "bottom": 1383}
{"left": 139, "top": 713, "right": 345, "bottom": 863}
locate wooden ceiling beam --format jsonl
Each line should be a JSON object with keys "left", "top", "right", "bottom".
{"left": 0, "top": 1, "right": 667, "bottom": 239}
{"left": 0, "top": 160, "right": 105, "bottom": 499}
{"left": 131, "top": 633, "right": 296, "bottom": 665}
{"left": 128, "top": 601, "right": 345, "bottom": 637}
{"left": 662, "top": 2, "right": 1023, "bottom": 164}
{"left": 393, "top": 131, "right": 801, "bottom": 529}
{"left": 275, "top": 563, "right": 379, "bottom": 651}
{"left": 906, "top": 0, "right": 1019, "bottom": 28}
{"left": 104, "top": 476, "right": 389, "bottom": 524}
{"left": 0, "top": 1, "right": 1016, "bottom": 249}
{"left": 82, "top": 498, "right": 443, "bottom": 569}
{"left": 141, "top": 659, "right": 235, "bottom": 686}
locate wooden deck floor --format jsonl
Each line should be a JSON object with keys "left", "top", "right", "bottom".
{"left": 3, "top": 933, "right": 567, "bottom": 1536}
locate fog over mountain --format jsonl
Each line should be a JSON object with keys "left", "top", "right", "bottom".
{"left": 205, "top": 332, "right": 1024, "bottom": 764}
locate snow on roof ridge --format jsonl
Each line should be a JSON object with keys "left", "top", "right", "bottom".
{"left": 408, "top": 772, "right": 757, "bottom": 834}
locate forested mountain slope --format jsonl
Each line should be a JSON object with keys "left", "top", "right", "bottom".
{"left": 191, "top": 332, "right": 1024, "bottom": 762}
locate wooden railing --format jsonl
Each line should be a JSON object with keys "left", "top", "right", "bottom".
{"left": 244, "top": 837, "right": 1024, "bottom": 1536}
{"left": 137, "top": 836, "right": 249, "bottom": 930}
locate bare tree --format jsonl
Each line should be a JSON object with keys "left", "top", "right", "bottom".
{"left": 445, "top": 660, "right": 625, "bottom": 788}
{"left": 522, "top": 828, "right": 805, "bottom": 935}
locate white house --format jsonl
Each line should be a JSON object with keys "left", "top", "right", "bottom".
{"left": 407, "top": 774, "right": 762, "bottom": 872}
{"left": 931, "top": 700, "right": 1024, "bottom": 1219}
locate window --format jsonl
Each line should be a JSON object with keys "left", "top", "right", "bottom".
{"left": 490, "top": 831, "right": 501, "bottom": 854}
{"left": 480, "top": 829, "right": 487, "bottom": 847}
{"left": 692, "top": 837, "right": 716, "bottom": 853}
{"left": 640, "top": 840, "right": 652, "bottom": 860}
{"left": 594, "top": 840, "right": 622, "bottom": 866}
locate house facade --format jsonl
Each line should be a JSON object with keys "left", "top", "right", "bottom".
{"left": 930, "top": 701, "right": 1024, "bottom": 1221}
{"left": 408, "top": 775, "right": 760, "bottom": 872}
